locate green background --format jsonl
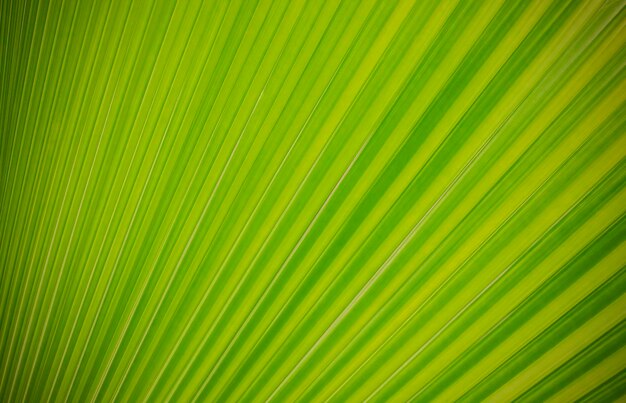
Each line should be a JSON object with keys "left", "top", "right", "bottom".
{"left": 1, "top": 0, "right": 625, "bottom": 401}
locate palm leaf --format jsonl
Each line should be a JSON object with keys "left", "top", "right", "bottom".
{"left": 1, "top": 0, "right": 625, "bottom": 401}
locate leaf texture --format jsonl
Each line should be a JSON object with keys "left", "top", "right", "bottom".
{"left": 1, "top": 0, "right": 626, "bottom": 401}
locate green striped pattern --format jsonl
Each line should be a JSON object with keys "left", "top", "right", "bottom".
{"left": 1, "top": 0, "right": 626, "bottom": 401}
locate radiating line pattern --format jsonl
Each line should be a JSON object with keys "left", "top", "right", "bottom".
{"left": 1, "top": 0, "right": 626, "bottom": 401}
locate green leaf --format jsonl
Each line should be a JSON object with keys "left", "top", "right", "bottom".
{"left": 1, "top": 0, "right": 625, "bottom": 401}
